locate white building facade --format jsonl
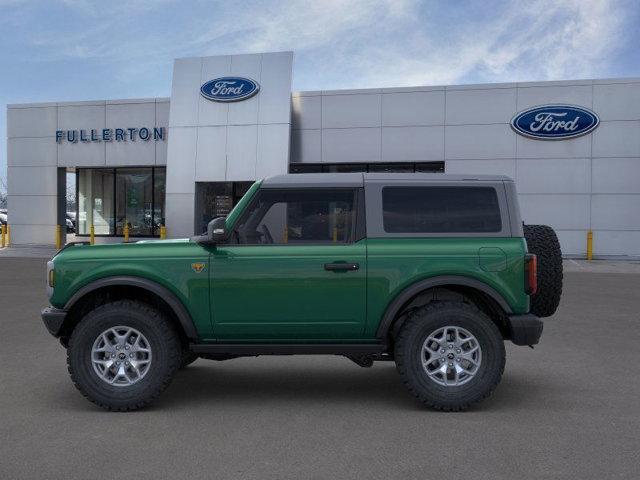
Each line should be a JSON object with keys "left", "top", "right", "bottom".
{"left": 6, "top": 51, "right": 640, "bottom": 257}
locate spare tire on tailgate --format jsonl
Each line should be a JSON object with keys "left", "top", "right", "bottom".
{"left": 523, "top": 224, "right": 563, "bottom": 318}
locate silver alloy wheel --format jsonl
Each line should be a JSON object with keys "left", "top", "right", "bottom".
{"left": 420, "top": 325, "right": 482, "bottom": 386}
{"left": 91, "top": 326, "right": 152, "bottom": 387}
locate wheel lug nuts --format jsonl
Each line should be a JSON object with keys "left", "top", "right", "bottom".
{"left": 448, "top": 344, "right": 453, "bottom": 349}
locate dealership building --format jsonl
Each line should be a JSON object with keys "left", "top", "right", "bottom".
{"left": 6, "top": 51, "right": 640, "bottom": 257}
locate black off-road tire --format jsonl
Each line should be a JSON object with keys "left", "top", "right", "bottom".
{"left": 395, "top": 301, "right": 505, "bottom": 411}
{"left": 524, "top": 224, "right": 563, "bottom": 318}
{"left": 180, "top": 349, "right": 199, "bottom": 369}
{"left": 67, "top": 300, "right": 181, "bottom": 411}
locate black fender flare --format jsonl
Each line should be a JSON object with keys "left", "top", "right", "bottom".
{"left": 375, "top": 275, "right": 513, "bottom": 339}
{"left": 64, "top": 276, "right": 198, "bottom": 341}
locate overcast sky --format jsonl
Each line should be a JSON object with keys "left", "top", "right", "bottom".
{"left": 1, "top": 0, "right": 639, "bottom": 189}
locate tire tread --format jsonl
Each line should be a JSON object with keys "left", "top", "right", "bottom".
{"left": 67, "top": 299, "right": 181, "bottom": 412}
{"left": 395, "top": 301, "right": 505, "bottom": 411}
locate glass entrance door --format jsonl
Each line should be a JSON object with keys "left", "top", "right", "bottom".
{"left": 194, "top": 182, "right": 254, "bottom": 235}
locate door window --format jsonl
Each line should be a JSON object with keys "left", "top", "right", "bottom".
{"left": 233, "top": 189, "right": 356, "bottom": 245}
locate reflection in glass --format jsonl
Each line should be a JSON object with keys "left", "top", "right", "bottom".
{"left": 116, "top": 169, "right": 153, "bottom": 236}
{"left": 77, "top": 169, "right": 114, "bottom": 235}
{"left": 76, "top": 167, "right": 165, "bottom": 237}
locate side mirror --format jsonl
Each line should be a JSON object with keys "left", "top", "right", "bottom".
{"left": 207, "top": 216, "right": 227, "bottom": 244}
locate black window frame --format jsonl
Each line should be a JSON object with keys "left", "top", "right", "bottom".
{"left": 75, "top": 166, "right": 166, "bottom": 238}
{"left": 226, "top": 187, "right": 363, "bottom": 246}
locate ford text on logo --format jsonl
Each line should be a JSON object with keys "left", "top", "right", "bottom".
{"left": 510, "top": 105, "right": 599, "bottom": 140}
{"left": 200, "top": 77, "right": 260, "bottom": 102}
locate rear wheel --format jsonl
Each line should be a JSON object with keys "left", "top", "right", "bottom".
{"left": 524, "top": 224, "right": 563, "bottom": 317}
{"left": 395, "top": 301, "right": 505, "bottom": 411}
{"left": 67, "top": 300, "right": 181, "bottom": 411}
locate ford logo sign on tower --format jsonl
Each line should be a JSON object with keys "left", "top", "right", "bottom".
{"left": 200, "top": 77, "right": 260, "bottom": 102}
{"left": 511, "top": 105, "right": 599, "bottom": 140}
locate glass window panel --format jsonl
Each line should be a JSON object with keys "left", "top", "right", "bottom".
{"left": 368, "top": 163, "right": 414, "bottom": 173}
{"left": 382, "top": 186, "right": 501, "bottom": 233}
{"left": 323, "top": 164, "right": 367, "bottom": 173}
{"left": 195, "top": 182, "right": 256, "bottom": 235}
{"left": 415, "top": 162, "right": 445, "bottom": 173}
{"left": 115, "top": 168, "right": 153, "bottom": 236}
{"left": 77, "top": 169, "right": 114, "bottom": 235}
{"left": 290, "top": 164, "right": 322, "bottom": 174}
{"left": 234, "top": 189, "right": 356, "bottom": 245}
{"left": 195, "top": 182, "right": 233, "bottom": 235}
{"left": 153, "top": 169, "right": 166, "bottom": 234}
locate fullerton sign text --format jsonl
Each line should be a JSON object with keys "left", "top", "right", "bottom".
{"left": 55, "top": 127, "right": 165, "bottom": 143}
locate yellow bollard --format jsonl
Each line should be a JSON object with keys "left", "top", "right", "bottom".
{"left": 332, "top": 226, "right": 338, "bottom": 243}
{"left": 587, "top": 229, "right": 593, "bottom": 261}
{"left": 160, "top": 225, "right": 166, "bottom": 240}
{"left": 123, "top": 223, "right": 129, "bottom": 243}
{"left": 6, "top": 224, "right": 10, "bottom": 246}
{"left": 1, "top": 224, "right": 6, "bottom": 247}
{"left": 90, "top": 224, "right": 95, "bottom": 245}
{"left": 55, "top": 225, "right": 62, "bottom": 250}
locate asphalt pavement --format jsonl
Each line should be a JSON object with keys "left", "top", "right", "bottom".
{"left": 1, "top": 257, "right": 639, "bottom": 479}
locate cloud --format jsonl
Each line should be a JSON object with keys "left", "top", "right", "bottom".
{"left": 0, "top": 0, "right": 634, "bottom": 185}
{"left": 336, "top": 0, "right": 627, "bottom": 87}
{"left": 7, "top": 0, "right": 635, "bottom": 89}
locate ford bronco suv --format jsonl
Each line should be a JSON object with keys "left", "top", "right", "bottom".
{"left": 41, "top": 173, "right": 562, "bottom": 411}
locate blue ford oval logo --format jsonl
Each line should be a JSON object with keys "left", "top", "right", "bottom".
{"left": 511, "top": 105, "right": 599, "bottom": 140}
{"left": 200, "top": 77, "right": 260, "bottom": 102}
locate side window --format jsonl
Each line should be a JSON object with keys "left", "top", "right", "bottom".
{"left": 233, "top": 189, "right": 356, "bottom": 245}
{"left": 382, "top": 186, "right": 502, "bottom": 233}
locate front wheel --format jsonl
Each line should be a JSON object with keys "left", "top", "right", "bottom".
{"left": 67, "top": 300, "right": 182, "bottom": 411}
{"left": 395, "top": 301, "right": 505, "bottom": 411}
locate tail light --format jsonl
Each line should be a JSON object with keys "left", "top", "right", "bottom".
{"left": 524, "top": 254, "right": 537, "bottom": 295}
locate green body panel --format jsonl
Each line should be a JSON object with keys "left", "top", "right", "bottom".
{"left": 364, "top": 237, "right": 529, "bottom": 337}
{"left": 48, "top": 181, "right": 531, "bottom": 344}
{"left": 209, "top": 240, "right": 367, "bottom": 341}
{"left": 50, "top": 240, "right": 213, "bottom": 338}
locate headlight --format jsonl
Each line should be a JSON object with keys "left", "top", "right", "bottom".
{"left": 46, "top": 260, "right": 55, "bottom": 298}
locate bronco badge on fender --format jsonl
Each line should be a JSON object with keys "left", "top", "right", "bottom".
{"left": 191, "top": 262, "right": 206, "bottom": 273}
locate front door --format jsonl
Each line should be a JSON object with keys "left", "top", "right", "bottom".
{"left": 210, "top": 187, "right": 366, "bottom": 341}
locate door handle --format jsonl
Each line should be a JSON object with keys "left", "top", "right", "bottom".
{"left": 324, "top": 262, "right": 359, "bottom": 272}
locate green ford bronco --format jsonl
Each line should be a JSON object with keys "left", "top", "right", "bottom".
{"left": 42, "top": 173, "right": 562, "bottom": 411}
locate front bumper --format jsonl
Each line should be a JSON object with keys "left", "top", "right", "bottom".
{"left": 507, "top": 314, "right": 543, "bottom": 346}
{"left": 41, "top": 307, "right": 67, "bottom": 337}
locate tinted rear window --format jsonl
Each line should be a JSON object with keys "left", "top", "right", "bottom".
{"left": 382, "top": 186, "right": 502, "bottom": 233}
